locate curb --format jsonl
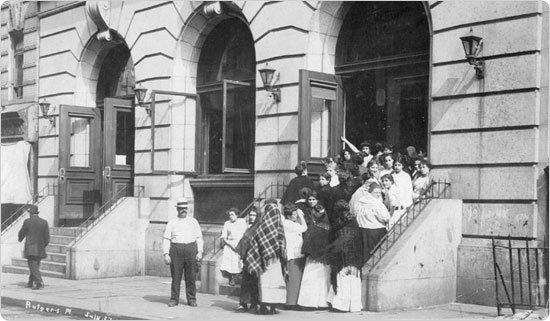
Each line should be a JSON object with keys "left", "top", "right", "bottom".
{"left": 1, "top": 296, "right": 145, "bottom": 320}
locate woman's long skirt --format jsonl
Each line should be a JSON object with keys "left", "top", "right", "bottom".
{"left": 258, "top": 258, "right": 286, "bottom": 304}
{"left": 220, "top": 240, "right": 242, "bottom": 274}
{"left": 286, "top": 257, "right": 305, "bottom": 305}
{"left": 297, "top": 257, "right": 331, "bottom": 308}
{"left": 327, "top": 266, "right": 362, "bottom": 312}
{"left": 361, "top": 227, "right": 387, "bottom": 261}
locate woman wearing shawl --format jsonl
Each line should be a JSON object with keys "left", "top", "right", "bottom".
{"left": 355, "top": 183, "right": 391, "bottom": 261}
{"left": 297, "top": 200, "right": 332, "bottom": 309}
{"left": 234, "top": 207, "right": 261, "bottom": 313}
{"left": 244, "top": 199, "right": 287, "bottom": 315}
{"left": 326, "top": 200, "right": 364, "bottom": 312}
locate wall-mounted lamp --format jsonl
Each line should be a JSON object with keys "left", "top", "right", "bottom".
{"left": 258, "top": 62, "right": 281, "bottom": 102}
{"left": 39, "top": 99, "right": 55, "bottom": 126}
{"left": 133, "top": 83, "right": 151, "bottom": 115}
{"left": 460, "top": 29, "right": 484, "bottom": 79}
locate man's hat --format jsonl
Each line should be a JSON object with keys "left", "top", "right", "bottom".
{"left": 28, "top": 205, "right": 39, "bottom": 215}
{"left": 175, "top": 197, "right": 189, "bottom": 208}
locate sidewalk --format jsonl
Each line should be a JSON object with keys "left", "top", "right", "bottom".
{"left": 1, "top": 272, "right": 501, "bottom": 320}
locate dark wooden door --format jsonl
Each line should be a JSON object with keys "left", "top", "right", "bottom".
{"left": 58, "top": 105, "right": 102, "bottom": 220}
{"left": 103, "top": 98, "right": 134, "bottom": 202}
{"left": 298, "top": 70, "right": 343, "bottom": 177}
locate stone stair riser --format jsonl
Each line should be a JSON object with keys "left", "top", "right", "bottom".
{"left": 46, "top": 244, "right": 69, "bottom": 254}
{"left": 46, "top": 252, "right": 66, "bottom": 263}
{"left": 12, "top": 258, "right": 66, "bottom": 274}
{"left": 50, "top": 235, "right": 75, "bottom": 245}
{"left": 49, "top": 227, "right": 85, "bottom": 237}
{"left": 2, "top": 265, "right": 65, "bottom": 279}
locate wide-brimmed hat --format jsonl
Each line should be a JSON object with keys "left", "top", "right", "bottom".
{"left": 175, "top": 197, "right": 189, "bottom": 209}
{"left": 28, "top": 205, "right": 39, "bottom": 215}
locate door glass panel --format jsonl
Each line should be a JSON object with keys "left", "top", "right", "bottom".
{"left": 310, "top": 98, "right": 331, "bottom": 158}
{"left": 199, "top": 91, "right": 223, "bottom": 174}
{"left": 224, "top": 82, "right": 254, "bottom": 172}
{"left": 115, "top": 111, "right": 135, "bottom": 165}
{"left": 70, "top": 117, "right": 91, "bottom": 167}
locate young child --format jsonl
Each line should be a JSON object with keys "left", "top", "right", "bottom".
{"left": 379, "top": 153, "right": 395, "bottom": 178}
{"left": 380, "top": 174, "right": 403, "bottom": 230}
{"left": 391, "top": 156, "right": 413, "bottom": 208}
{"left": 220, "top": 207, "right": 247, "bottom": 286}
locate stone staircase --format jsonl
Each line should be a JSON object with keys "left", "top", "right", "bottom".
{"left": 2, "top": 227, "right": 84, "bottom": 279}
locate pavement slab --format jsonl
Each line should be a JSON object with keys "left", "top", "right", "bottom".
{"left": 1, "top": 272, "right": 505, "bottom": 320}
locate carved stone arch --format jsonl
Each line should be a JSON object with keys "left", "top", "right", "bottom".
{"left": 305, "top": 2, "right": 433, "bottom": 73}
{"left": 76, "top": 31, "right": 132, "bottom": 107}
{"left": 174, "top": 2, "right": 251, "bottom": 93}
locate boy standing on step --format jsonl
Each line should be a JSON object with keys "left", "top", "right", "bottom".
{"left": 18, "top": 205, "right": 50, "bottom": 290}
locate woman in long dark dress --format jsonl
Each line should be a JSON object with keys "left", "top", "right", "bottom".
{"left": 297, "top": 199, "right": 332, "bottom": 309}
{"left": 325, "top": 200, "right": 364, "bottom": 312}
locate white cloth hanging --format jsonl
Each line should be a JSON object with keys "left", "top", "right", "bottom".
{"left": 1, "top": 141, "right": 32, "bottom": 204}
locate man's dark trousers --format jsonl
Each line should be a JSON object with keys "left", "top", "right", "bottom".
{"left": 169, "top": 242, "right": 197, "bottom": 304}
{"left": 27, "top": 256, "right": 43, "bottom": 286}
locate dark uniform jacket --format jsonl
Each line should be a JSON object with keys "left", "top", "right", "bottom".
{"left": 18, "top": 215, "right": 50, "bottom": 258}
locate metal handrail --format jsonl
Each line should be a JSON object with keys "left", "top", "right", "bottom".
{"left": 68, "top": 185, "right": 145, "bottom": 246}
{"left": 364, "top": 179, "right": 452, "bottom": 271}
{"left": 207, "top": 182, "right": 288, "bottom": 256}
{"left": 1, "top": 184, "right": 58, "bottom": 232}
{"left": 238, "top": 181, "right": 287, "bottom": 218}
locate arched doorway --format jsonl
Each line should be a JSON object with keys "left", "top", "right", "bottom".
{"left": 57, "top": 39, "right": 136, "bottom": 226}
{"left": 191, "top": 17, "right": 256, "bottom": 223}
{"left": 336, "top": 2, "right": 430, "bottom": 156}
{"left": 196, "top": 18, "right": 256, "bottom": 174}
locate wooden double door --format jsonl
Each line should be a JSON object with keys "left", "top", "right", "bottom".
{"left": 57, "top": 98, "right": 134, "bottom": 224}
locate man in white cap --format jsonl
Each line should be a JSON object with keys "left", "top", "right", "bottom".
{"left": 162, "top": 197, "right": 203, "bottom": 307}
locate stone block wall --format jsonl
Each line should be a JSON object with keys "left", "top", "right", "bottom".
{"left": 429, "top": 0, "right": 549, "bottom": 305}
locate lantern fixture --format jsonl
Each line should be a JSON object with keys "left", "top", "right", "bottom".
{"left": 133, "top": 83, "right": 151, "bottom": 115}
{"left": 460, "top": 28, "right": 484, "bottom": 79}
{"left": 39, "top": 99, "right": 55, "bottom": 126}
{"left": 258, "top": 62, "right": 281, "bottom": 102}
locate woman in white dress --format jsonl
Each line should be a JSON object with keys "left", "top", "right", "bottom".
{"left": 282, "top": 203, "right": 307, "bottom": 309}
{"left": 326, "top": 200, "right": 363, "bottom": 312}
{"left": 297, "top": 194, "right": 332, "bottom": 309}
{"left": 220, "top": 208, "right": 247, "bottom": 286}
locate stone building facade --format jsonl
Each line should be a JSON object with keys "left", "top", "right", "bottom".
{"left": 1, "top": 1, "right": 548, "bottom": 307}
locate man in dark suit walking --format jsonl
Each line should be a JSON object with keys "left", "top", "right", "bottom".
{"left": 18, "top": 205, "right": 49, "bottom": 290}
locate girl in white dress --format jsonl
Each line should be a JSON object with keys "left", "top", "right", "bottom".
{"left": 220, "top": 208, "right": 247, "bottom": 285}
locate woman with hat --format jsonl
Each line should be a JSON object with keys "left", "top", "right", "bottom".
{"left": 281, "top": 161, "right": 314, "bottom": 205}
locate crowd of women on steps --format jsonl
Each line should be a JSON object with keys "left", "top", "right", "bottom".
{"left": 218, "top": 140, "right": 436, "bottom": 314}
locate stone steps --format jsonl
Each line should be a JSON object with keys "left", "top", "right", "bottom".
{"left": 2, "top": 227, "right": 81, "bottom": 279}
{"left": 2, "top": 265, "right": 65, "bottom": 279}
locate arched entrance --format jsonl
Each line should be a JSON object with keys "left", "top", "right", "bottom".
{"left": 57, "top": 37, "right": 135, "bottom": 226}
{"left": 191, "top": 17, "right": 256, "bottom": 223}
{"left": 336, "top": 2, "right": 430, "bottom": 156}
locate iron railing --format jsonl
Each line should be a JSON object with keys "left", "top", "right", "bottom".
{"left": 69, "top": 185, "right": 145, "bottom": 245}
{"left": 1, "top": 184, "right": 58, "bottom": 232}
{"left": 364, "top": 179, "right": 452, "bottom": 271}
{"left": 492, "top": 236, "right": 549, "bottom": 316}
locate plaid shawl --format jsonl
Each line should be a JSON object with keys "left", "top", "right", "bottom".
{"left": 245, "top": 204, "right": 287, "bottom": 278}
